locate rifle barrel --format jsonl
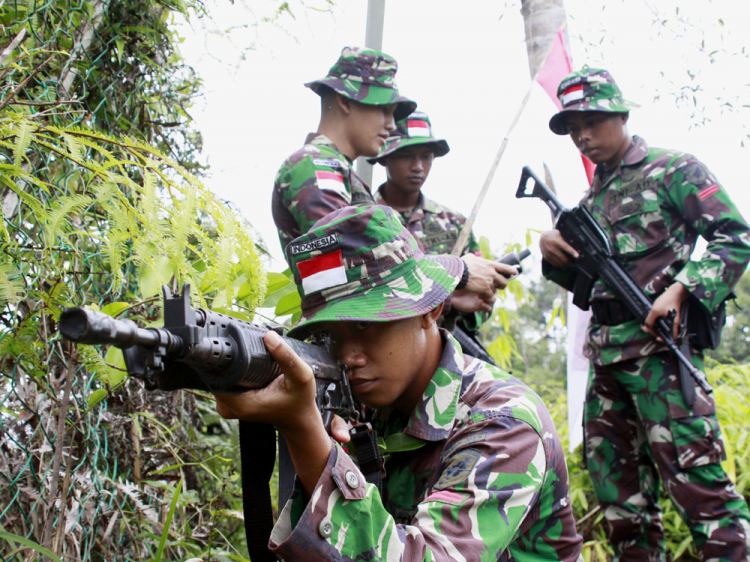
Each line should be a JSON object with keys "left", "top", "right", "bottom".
{"left": 59, "top": 308, "right": 166, "bottom": 348}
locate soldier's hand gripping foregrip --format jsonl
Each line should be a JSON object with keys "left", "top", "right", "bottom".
{"left": 516, "top": 166, "right": 712, "bottom": 397}
{"left": 59, "top": 284, "right": 359, "bottom": 427}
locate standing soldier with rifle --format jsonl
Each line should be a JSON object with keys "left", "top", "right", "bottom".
{"left": 539, "top": 67, "right": 750, "bottom": 560}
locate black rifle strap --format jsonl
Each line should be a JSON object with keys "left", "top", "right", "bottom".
{"left": 349, "top": 422, "right": 384, "bottom": 491}
{"left": 239, "top": 420, "right": 277, "bottom": 562}
{"left": 677, "top": 301, "right": 696, "bottom": 410}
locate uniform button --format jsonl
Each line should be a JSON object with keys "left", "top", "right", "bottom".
{"left": 319, "top": 518, "right": 333, "bottom": 538}
{"left": 345, "top": 471, "right": 359, "bottom": 489}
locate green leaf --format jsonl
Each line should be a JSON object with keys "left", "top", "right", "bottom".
{"left": 383, "top": 432, "right": 426, "bottom": 453}
{"left": 275, "top": 290, "right": 301, "bottom": 316}
{"left": 12, "top": 119, "right": 34, "bottom": 167}
{"left": 154, "top": 477, "right": 183, "bottom": 562}
{"left": 101, "top": 302, "right": 130, "bottom": 317}
{"left": 266, "top": 271, "right": 293, "bottom": 294}
{"left": 0, "top": 530, "right": 64, "bottom": 562}
{"left": 104, "top": 346, "right": 127, "bottom": 388}
{"left": 115, "top": 38, "right": 125, "bottom": 65}
{"left": 88, "top": 388, "right": 109, "bottom": 408}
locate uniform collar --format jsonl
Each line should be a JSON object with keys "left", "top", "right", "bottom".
{"left": 592, "top": 135, "right": 650, "bottom": 191}
{"left": 305, "top": 133, "right": 354, "bottom": 164}
{"left": 376, "top": 329, "right": 465, "bottom": 442}
{"left": 375, "top": 185, "right": 440, "bottom": 216}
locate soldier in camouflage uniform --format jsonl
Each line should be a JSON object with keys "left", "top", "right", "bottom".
{"left": 368, "top": 110, "right": 491, "bottom": 341}
{"left": 271, "top": 46, "right": 416, "bottom": 252}
{"left": 367, "top": 110, "right": 482, "bottom": 257}
{"left": 540, "top": 67, "right": 750, "bottom": 561}
{"left": 216, "top": 204, "right": 583, "bottom": 561}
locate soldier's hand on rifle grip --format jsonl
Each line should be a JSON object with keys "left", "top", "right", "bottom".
{"left": 329, "top": 414, "right": 351, "bottom": 444}
{"left": 539, "top": 229, "right": 579, "bottom": 268}
{"left": 642, "top": 282, "right": 690, "bottom": 341}
{"left": 214, "top": 330, "right": 332, "bottom": 498}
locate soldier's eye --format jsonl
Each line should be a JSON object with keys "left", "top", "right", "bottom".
{"left": 353, "top": 321, "right": 372, "bottom": 331}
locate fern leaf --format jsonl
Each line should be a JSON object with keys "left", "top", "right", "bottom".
{"left": 44, "top": 194, "right": 93, "bottom": 246}
{"left": 0, "top": 260, "right": 23, "bottom": 303}
{"left": 12, "top": 120, "right": 35, "bottom": 167}
{"left": 62, "top": 132, "right": 84, "bottom": 163}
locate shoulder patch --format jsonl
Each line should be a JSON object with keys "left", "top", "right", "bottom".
{"left": 435, "top": 448, "right": 482, "bottom": 490}
{"left": 698, "top": 184, "right": 720, "bottom": 201}
{"left": 288, "top": 233, "right": 340, "bottom": 256}
{"left": 313, "top": 158, "right": 342, "bottom": 169}
{"left": 424, "top": 490, "right": 466, "bottom": 506}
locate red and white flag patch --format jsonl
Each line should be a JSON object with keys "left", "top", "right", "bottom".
{"left": 315, "top": 170, "right": 347, "bottom": 196}
{"left": 698, "top": 184, "right": 720, "bottom": 201}
{"left": 562, "top": 84, "right": 584, "bottom": 106}
{"left": 407, "top": 120, "right": 430, "bottom": 137}
{"left": 298, "top": 250, "right": 347, "bottom": 294}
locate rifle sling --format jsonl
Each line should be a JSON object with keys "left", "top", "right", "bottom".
{"left": 239, "top": 420, "right": 277, "bottom": 562}
{"left": 350, "top": 422, "right": 384, "bottom": 492}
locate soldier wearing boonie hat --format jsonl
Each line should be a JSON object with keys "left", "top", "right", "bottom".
{"left": 548, "top": 67, "right": 639, "bottom": 136}
{"left": 272, "top": 46, "right": 416, "bottom": 254}
{"left": 214, "top": 204, "right": 583, "bottom": 561}
{"left": 540, "top": 67, "right": 750, "bottom": 560}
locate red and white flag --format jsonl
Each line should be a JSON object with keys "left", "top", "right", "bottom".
{"left": 561, "top": 83, "right": 584, "bottom": 106}
{"left": 298, "top": 250, "right": 347, "bottom": 294}
{"left": 407, "top": 120, "right": 430, "bottom": 137}
{"left": 315, "top": 170, "right": 347, "bottom": 195}
{"left": 536, "top": 29, "right": 596, "bottom": 186}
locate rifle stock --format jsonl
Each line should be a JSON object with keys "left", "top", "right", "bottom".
{"left": 516, "top": 166, "right": 712, "bottom": 399}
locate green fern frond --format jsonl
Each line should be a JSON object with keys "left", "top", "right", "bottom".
{"left": 44, "top": 194, "right": 93, "bottom": 246}
{"left": 0, "top": 260, "right": 24, "bottom": 303}
{"left": 12, "top": 120, "right": 35, "bottom": 167}
{"left": 62, "top": 132, "right": 84, "bottom": 163}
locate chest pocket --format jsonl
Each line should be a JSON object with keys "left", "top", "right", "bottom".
{"left": 421, "top": 216, "right": 460, "bottom": 254}
{"left": 610, "top": 188, "right": 667, "bottom": 257}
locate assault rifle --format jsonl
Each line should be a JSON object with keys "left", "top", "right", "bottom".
{"left": 453, "top": 248, "right": 531, "bottom": 365}
{"left": 59, "top": 284, "right": 360, "bottom": 426}
{"left": 516, "top": 166, "right": 711, "bottom": 403}
{"left": 59, "top": 283, "right": 375, "bottom": 562}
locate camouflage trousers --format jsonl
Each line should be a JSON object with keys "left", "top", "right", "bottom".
{"left": 584, "top": 352, "right": 750, "bottom": 561}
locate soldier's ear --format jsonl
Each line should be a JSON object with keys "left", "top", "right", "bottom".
{"left": 336, "top": 93, "right": 353, "bottom": 115}
{"left": 421, "top": 303, "right": 443, "bottom": 328}
{"left": 621, "top": 112, "right": 629, "bottom": 125}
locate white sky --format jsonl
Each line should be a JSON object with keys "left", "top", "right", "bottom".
{"left": 175, "top": 0, "right": 750, "bottom": 269}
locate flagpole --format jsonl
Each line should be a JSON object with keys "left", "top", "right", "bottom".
{"left": 450, "top": 23, "right": 567, "bottom": 256}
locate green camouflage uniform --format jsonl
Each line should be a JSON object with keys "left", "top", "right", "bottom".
{"left": 374, "top": 185, "right": 481, "bottom": 256}
{"left": 545, "top": 68, "right": 750, "bottom": 561}
{"left": 272, "top": 133, "right": 374, "bottom": 251}
{"left": 370, "top": 111, "right": 485, "bottom": 334}
{"left": 272, "top": 46, "right": 415, "bottom": 253}
{"left": 273, "top": 204, "right": 583, "bottom": 561}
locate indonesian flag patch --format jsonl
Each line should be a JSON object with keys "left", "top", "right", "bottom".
{"left": 561, "top": 84, "right": 585, "bottom": 106}
{"left": 315, "top": 170, "right": 347, "bottom": 196}
{"left": 698, "top": 184, "right": 720, "bottom": 201}
{"left": 298, "top": 249, "right": 347, "bottom": 294}
{"left": 407, "top": 119, "right": 430, "bottom": 137}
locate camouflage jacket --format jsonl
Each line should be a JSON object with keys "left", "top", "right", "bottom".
{"left": 375, "top": 185, "right": 480, "bottom": 256}
{"left": 269, "top": 331, "right": 583, "bottom": 561}
{"left": 544, "top": 136, "right": 750, "bottom": 365}
{"left": 272, "top": 133, "right": 374, "bottom": 253}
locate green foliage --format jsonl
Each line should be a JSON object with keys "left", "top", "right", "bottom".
{"left": 707, "top": 272, "right": 750, "bottom": 365}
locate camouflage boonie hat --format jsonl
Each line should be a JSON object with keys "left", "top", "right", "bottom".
{"left": 549, "top": 67, "right": 640, "bottom": 135}
{"left": 305, "top": 46, "right": 417, "bottom": 121}
{"left": 285, "top": 205, "right": 463, "bottom": 338}
{"left": 366, "top": 110, "right": 450, "bottom": 164}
